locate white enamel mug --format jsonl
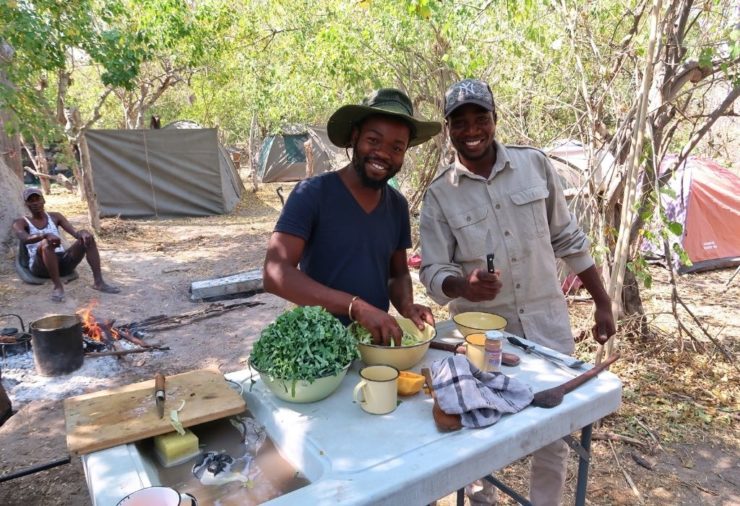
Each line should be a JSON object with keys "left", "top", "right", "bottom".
{"left": 353, "top": 365, "right": 399, "bottom": 415}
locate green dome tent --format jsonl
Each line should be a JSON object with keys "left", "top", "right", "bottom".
{"left": 257, "top": 126, "right": 344, "bottom": 183}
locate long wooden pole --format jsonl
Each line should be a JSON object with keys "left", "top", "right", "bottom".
{"left": 599, "top": 0, "right": 663, "bottom": 363}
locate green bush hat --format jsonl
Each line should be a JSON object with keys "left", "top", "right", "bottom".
{"left": 327, "top": 88, "right": 441, "bottom": 148}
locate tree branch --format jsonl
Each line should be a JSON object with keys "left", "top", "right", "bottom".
{"left": 82, "top": 87, "right": 114, "bottom": 131}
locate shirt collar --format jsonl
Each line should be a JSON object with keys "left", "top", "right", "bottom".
{"left": 449, "top": 141, "right": 515, "bottom": 185}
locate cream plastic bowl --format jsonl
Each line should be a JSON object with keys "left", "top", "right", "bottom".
{"left": 357, "top": 316, "right": 436, "bottom": 371}
{"left": 249, "top": 359, "right": 350, "bottom": 403}
{"left": 453, "top": 311, "right": 507, "bottom": 336}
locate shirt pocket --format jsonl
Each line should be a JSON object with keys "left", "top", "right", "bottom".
{"left": 510, "top": 186, "right": 549, "bottom": 239}
{"left": 449, "top": 206, "right": 488, "bottom": 262}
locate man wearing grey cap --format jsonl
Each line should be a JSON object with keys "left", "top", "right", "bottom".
{"left": 13, "top": 188, "right": 120, "bottom": 302}
{"left": 419, "top": 79, "right": 615, "bottom": 505}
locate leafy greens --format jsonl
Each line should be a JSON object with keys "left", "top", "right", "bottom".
{"left": 250, "top": 306, "right": 359, "bottom": 382}
{"left": 349, "top": 322, "right": 424, "bottom": 347}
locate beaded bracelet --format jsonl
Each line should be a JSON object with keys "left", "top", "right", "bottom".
{"left": 348, "top": 296, "right": 360, "bottom": 322}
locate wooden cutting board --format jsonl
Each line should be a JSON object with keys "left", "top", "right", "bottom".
{"left": 64, "top": 369, "right": 246, "bottom": 455}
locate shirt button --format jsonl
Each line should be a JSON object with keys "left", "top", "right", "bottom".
{"left": 504, "top": 231, "right": 510, "bottom": 236}
{"left": 511, "top": 257, "right": 517, "bottom": 262}
{"left": 466, "top": 216, "right": 471, "bottom": 222}
{"left": 495, "top": 204, "right": 501, "bottom": 209}
{"left": 519, "top": 309, "right": 524, "bottom": 314}
{"left": 516, "top": 283, "right": 521, "bottom": 289}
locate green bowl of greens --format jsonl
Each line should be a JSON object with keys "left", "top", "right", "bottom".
{"left": 250, "top": 359, "right": 351, "bottom": 403}
{"left": 249, "top": 306, "right": 359, "bottom": 403}
{"left": 351, "top": 316, "right": 436, "bottom": 371}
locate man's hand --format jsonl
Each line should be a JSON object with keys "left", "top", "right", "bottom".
{"left": 592, "top": 300, "right": 616, "bottom": 345}
{"left": 462, "top": 268, "right": 502, "bottom": 302}
{"left": 399, "top": 303, "right": 435, "bottom": 331}
{"left": 44, "top": 233, "right": 61, "bottom": 248}
{"left": 78, "top": 230, "right": 94, "bottom": 248}
{"left": 352, "top": 299, "right": 403, "bottom": 346}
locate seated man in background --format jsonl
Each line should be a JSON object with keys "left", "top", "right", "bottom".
{"left": 13, "top": 188, "right": 120, "bottom": 302}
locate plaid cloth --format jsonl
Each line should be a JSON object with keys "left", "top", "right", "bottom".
{"left": 432, "top": 356, "right": 533, "bottom": 428}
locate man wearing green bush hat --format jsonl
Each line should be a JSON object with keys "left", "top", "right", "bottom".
{"left": 263, "top": 88, "right": 441, "bottom": 345}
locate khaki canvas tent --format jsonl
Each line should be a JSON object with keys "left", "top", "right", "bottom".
{"left": 86, "top": 123, "right": 244, "bottom": 218}
{"left": 257, "top": 126, "right": 344, "bottom": 183}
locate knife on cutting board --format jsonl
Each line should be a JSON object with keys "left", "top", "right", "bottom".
{"left": 485, "top": 230, "right": 495, "bottom": 272}
{"left": 154, "top": 373, "right": 166, "bottom": 418}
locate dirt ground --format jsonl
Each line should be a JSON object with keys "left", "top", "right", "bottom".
{"left": 0, "top": 185, "right": 737, "bottom": 505}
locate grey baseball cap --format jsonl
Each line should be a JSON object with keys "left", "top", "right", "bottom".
{"left": 22, "top": 187, "right": 43, "bottom": 200}
{"left": 444, "top": 79, "right": 496, "bottom": 118}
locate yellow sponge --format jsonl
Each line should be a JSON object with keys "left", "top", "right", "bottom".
{"left": 153, "top": 429, "right": 201, "bottom": 467}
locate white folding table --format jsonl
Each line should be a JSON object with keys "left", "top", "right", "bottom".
{"left": 83, "top": 320, "right": 622, "bottom": 505}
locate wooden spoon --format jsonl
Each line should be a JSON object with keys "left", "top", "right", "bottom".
{"left": 421, "top": 367, "right": 462, "bottom": 431}
{"left": 532, "top": 353, "right": 620, "bottom": 408}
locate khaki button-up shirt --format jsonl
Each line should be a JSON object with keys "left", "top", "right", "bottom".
{"left": 419, "top": 143, "right": 594, "bottom": 353}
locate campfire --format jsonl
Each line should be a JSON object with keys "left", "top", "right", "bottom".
{"left": 76, "top": 301, "right": 167, "bottom": 358}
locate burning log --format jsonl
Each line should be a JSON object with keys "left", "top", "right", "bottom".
{"left": 85, "top": 346, "right": 170, "bottom": 359}
{"left": 77, "top": 303, "right": 146, "bottom": 359}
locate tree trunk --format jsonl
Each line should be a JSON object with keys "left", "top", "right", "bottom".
{"left": 304, "top": 139, "right": 314, "bottom": 179}
{"left": 63, "top": 142, "right": 85, "bottom": 200}
{"left": 0, "top": 42, "right": 22, "bottom": 179}
{"left": 0, "top": 123, "right": 21, "bottom": 180}
{"left": 78, "top": 133, "right": 100, "bottom": 233}
{"left": 33, "top": 136, "right": 51, "bottom": 194}
{"left": 621, "top": 268, "right": 650, "bottom": 339}
{"left": 249, "top": 113, "right": 259, "bottom": 192}
{"left": 65, "top": 107, "right": 100, "bottom": 232}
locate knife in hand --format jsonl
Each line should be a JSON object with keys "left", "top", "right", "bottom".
{"left": 485, "top": 230, "right": 495, "bottom": 273}
{"left": 154, "top": 373, "right": 166, "bottom": 419}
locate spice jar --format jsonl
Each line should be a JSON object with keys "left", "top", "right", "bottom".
{"left": 484, "top": 330, "right": 504, "bottom": 373}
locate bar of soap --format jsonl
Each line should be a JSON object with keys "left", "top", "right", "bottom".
{"left": 153, "top": 429, "right": 201, "bottom": 468}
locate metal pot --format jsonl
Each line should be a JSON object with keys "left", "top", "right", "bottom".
{"left": 29, "top": 314, "right": 84, "bottom": 377}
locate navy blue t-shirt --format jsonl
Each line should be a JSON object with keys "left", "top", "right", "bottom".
{"left": 275, "top": 171, "right": 412, "bottom": 322}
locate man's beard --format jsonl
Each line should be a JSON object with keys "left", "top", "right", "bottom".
{"left": 351, "top": 149, "right": 401, "bottom": 190}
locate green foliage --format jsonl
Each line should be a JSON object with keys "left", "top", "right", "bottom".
{"left": 666, "top": 220, "right": 683, "bottom": 237}
{"left": 627, "top": 256, "right": 652, "bottom": 289}
{"left": 250, "top": 306, "right": 359, "bottom": 382}
{"left": 672, "top": 242, "right": 692, "bottom": 268}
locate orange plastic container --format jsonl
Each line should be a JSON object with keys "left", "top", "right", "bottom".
{"left": 397, "top": 370, "right": 425, "bottom": 396}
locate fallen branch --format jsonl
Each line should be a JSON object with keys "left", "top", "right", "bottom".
{"left": 662, "top": 236, "right": 735, "bottom": 367}
{"left": 725, "top": 265, "right": 739, "bottom": 288}
{"left": 592, "top": 431, "right": 648, "bottom": 450}
{"left": 117, "top": 328, "right": 152, "bottom": 348}
{"left": 120, "top": 301, "right": 263, "bottom": 332}
{"left": 85, "top": 346, "right": 169, "bottom": 358}
{"left": 672, "top": 475, "right": 719, "bottom": 496}
{"left": 675, "top": 293, "right": 735, "bottom": 367}
{"left": 634, "top": 417, "right": 662, "bottom": 452}
{"left": 609, "top": 440, "right": 643, "bottom": 504}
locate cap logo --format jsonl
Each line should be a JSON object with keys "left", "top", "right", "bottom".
{"left": 444, "top": 79, "right": 495, "bottom": 117}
